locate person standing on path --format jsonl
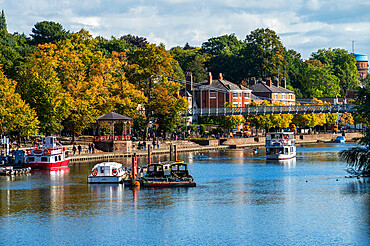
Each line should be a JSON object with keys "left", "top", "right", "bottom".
{"left": 72, "top": 145, "right": 76, "bottom": 155}
{"left": 78, "top": 145, "right": 82, "bottom": 155}
{"left": 92, "top": 142, "right": 95, "bottom": 153}
{"left": 143, "top": 141, "right": 146, "bottom": 150}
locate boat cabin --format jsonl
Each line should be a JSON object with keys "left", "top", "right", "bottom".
{"left": 91, "top": 162, "right": 124, "bottom": 177}
{"left": 170, "top": 162, "right": 189, "bottom": 178}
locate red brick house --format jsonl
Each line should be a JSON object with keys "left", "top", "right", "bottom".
{"left": 185, "top": 72, "right": 252, "bottom": 109}
{"left": 248, "top": 77, "right": 296, "bottom": 105}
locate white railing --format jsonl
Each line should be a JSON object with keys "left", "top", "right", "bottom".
{"left": 185, "top": 104, "right": 356, "bottom": 116}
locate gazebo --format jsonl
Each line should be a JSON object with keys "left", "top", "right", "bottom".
{"left": 94, "top": 111, "right": 133, "bottom": 152}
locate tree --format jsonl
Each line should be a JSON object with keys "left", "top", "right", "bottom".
{"left": 311, "top": 48, "right": 359, "bottom": 96}
{"left": 218, "top": 102, "right": 245, "bottom": 133}
{"left": 122, "top": 34, "right": 149, "bottom": 49}
{"left": 30, "top": 21, "right": 69, "bottom": 46}
{"left": 0, "top": 10, "right": 7, "bottom": 31}
{"left": 0, "top": 69, "right": 39, "bottom": 136}
{"left": 242, "top": 28, "right": 286, "bottom": 79}
{"left": 339, "top": 85, "right": 370, "bottom": 175}
{"left": 170, "top": 46, "right": 208, "bottom": 83}
{"left": 201, "top": 33, "right": 242, "bottom": 56}
{"left": 17, "top": 43, "right": 71, "bottom": 135}
{"left": 95, "top": 36, "right": 132, "bottom": 57}
{"left": 127, "top": 44, "right": 183, "bottom": 138}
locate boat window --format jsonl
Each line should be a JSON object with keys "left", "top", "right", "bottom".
{"left": 50, "top": 156, "right": 54, "bottom": 162}
{"left": 41, "top": 157, "right": 48, "bottom": 162}
{"left": 179, "top": 165, "right": 186, "bottom": 171}
{"left": 100, "top": 167, "right": 104, "bottom": 173}
{"left": 27, "top": 157, "right": 35, "bottom": 162}
{"left": 172, "top": 165, "right": 178, "bottom": 171}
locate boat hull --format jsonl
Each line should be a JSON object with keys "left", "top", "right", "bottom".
{"left": 87, "top": 175, "right": 124, "bottom": 184}
{"left": 141, "top": 180, "right": 196, "bottom": 187}
{"left": 24, "top": 159, "right": 70, "bottom": 170}
{"left": 266, "top": 154, "right": 296, "bottom": 160}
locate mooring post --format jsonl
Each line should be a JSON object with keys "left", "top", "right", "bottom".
{"left": 170, "top": 144, "right": 173, "bottom": 160}
{"left": 174, "top": 144, "right": 177, "bottom": 161}
{"left": 148, "top": 144, "right": 151, "bottom": 165}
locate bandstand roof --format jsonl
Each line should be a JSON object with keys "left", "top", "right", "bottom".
{"left": 97, "top": 111, "right": 133, "bottom": 121}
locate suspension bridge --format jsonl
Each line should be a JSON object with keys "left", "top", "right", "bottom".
{"left": 184, "top": 104, "right": 356, "bottom": 116}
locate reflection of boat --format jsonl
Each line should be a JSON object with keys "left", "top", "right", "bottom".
{"left": 87, "top": 162, "right": 129, "bottom": 184}
{"left": 266, "top": 132, "right": 296, "bottom": 160}
{"left": 24, "top": 136, "right": 70, "bottom": 170}
{"left": 334, "top": 136, "right": 346, "bottom": 143}
{"left": 139, "top": 161, "right": 196, "bottom": 187}
{"left": 266, "top": 157, "right": 296, "bottom": 167}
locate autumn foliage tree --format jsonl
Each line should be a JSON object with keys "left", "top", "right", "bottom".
{"left": 0, "top": 69, "right": 39, "bottom": 136}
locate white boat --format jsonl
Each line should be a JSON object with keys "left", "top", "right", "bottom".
{"left": 265, "top": 132, "right": 296, "bottom": 160}
{"left": 87, "top": 162, "right": 129, "bottom": 183}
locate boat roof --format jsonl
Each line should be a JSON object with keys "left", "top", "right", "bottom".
{"left": 266, "top": 132, "right": 294, "bottom": 135}
{"left": 92, "top": 162, "right": 123, "bottom": 169}
{"left": 149, "top": 161, "right": 186, "bottom": 166}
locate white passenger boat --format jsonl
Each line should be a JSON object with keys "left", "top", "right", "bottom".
{"left": 87, "top": 162, "right": 129, "bottom": 183}
{"left": 265, "top": 132, "right": 296, "bottom": 160}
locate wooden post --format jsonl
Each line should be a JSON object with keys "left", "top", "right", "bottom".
{"left": 148, "top": 144, "right": 151, "bottom": 165}
{"left": 170, "top": 144, "right": 173, "bottom": 160}
{"left": 174, "top": 144, "right": 177, "bottom": 161}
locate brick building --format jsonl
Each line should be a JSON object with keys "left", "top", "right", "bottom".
{"left": 248, "top": 77, "right": 296, "bottom": 105}
{"left": 185, "top": 72, "right": 252, "bottom": 109}
{"left": 354, "top": 54, "right": 368, "bottom": 79}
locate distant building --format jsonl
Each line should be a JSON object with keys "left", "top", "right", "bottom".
{"left": 184, "top": 72, "right": 252, "bottom": 109}
{"left": 248, "top": 77, "right": 296, "bottom": 105}
{"left": 354, "top": 53, "right": 368, "bottom": 79}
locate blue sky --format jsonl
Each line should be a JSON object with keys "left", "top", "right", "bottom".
{"left": 1, "top": 0, "right": 369, "bottom": 60}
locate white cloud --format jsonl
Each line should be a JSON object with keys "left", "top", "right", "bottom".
{"left": 1, "top": 0, "right": 369, "bottom": 59}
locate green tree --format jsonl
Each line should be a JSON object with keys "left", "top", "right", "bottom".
{"left": 0, "top": 10, "right": 7, "bottom": 31}
{"left": 30, "top": 21, "right": 69, "bottom": 46}
{"left": 339, "top": 86, "right": 370, "bottom": 175}
{"left": 242, "top": 28, "right": 286, "bottom": 78}
{"left": 311, "top": 48, "right": 359, "bottom": 96}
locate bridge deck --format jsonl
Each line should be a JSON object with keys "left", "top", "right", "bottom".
{"left": 184, "top": 104, "right": 356, "bottom": 116}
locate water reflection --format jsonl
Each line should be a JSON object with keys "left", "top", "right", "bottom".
{"left": 266, "top": 158, "right": 297, "bottom": 168}
{"left": 0, "top": 143, "right": 369, "bottom": 245}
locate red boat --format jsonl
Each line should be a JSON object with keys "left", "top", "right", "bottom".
{"left": 24, "top": 136, "right": 70, "bottom": 170}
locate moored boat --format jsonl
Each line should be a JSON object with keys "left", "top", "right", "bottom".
{"left": 266, "top": 132, "right": 296, "bottom": 160}
{"left": 139, "top": 161, "right": 196, "bottom": 187}
{"left": 334, "top": 136, "right": 346, "bottom": 143}
{"left": 87, "top": 162, "right": 129, "bottom": 184}
{"left": 24, "top": 136, "right": 70, "bottom": 170}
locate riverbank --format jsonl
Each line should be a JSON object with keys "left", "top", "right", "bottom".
{"left": 69, "top": 132, "right": 363, "bottom": 163}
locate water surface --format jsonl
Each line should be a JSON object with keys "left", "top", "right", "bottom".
{"left": 1, "top": 143, "right": 369, "bottom": 245}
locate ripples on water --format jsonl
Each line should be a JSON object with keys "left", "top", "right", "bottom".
{"left": 0, "top": 143, "right": 369, "bottom": 245}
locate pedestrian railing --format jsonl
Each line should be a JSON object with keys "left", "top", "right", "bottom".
{"left": 184, "top": 104, "right": 356, "bottom": 116}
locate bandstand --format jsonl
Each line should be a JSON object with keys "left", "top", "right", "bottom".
{"left": 94, "top": 111, "right": 133, "bottom": 152}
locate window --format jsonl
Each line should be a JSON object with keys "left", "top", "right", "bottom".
{"left": 289, "top": 94, "right": 292, "bottom": 99}
{"left": 233, "top": 93, "right": 238, "bottom": 98}
{"left": 244, "top": 93, "right": 249, "bottom": 99}
{"left": 100, "top": 167, "right": 105, "bottom": 173}
{"left": 282, "top": 94, "right": 285, "bottom": 100}
{"left": 274, "top": 94, "right": 277, "bottom": 100}
{"left": 41, "top": 157, "right": 48, "bottom": 162}
{"left": 210, "top": 92, "right": 217, "bottom": 99}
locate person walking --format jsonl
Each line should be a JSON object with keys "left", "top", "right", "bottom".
{"left": 78, "top": 144, "right": 82, "bottom": 155}
{"left": 88, "top": 143, "right": 92, "bottom": 153}
{"left": 92, "top": 142, "right": 95, "bottom": 154}
{"left": 143, "top": 141, "right": 146, "bottom": 150}
{"left": 72, "top": 145, "right": 77, "bottom": 155}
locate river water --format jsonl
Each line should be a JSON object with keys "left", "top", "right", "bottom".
{"left": 0, "top": 143, "right": 369, "bottom": 245}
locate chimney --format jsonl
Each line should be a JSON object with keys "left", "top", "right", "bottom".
{"left": 185, "top": 72, "right": 193, "bottom": 91}
{"left": 273, "top": 77, "right": 279, "bottom": 87}
{"left": 250, "top": 77, "right": 256, "bottom": 86}
{"left": 266, "top": 77, "right": 272, "bottom": 87}
{"left": 208, "top": 72, "right": 212, "bottom": 84}
{"left": 219, "top": 73, "right": 223, "bottom": 80}
{"left": 281, "top": 78, "right": 286, "bottom": 89}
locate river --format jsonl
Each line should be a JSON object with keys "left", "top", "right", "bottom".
{"left": 0, "top": 143, "right": 369, "bottom": 245}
